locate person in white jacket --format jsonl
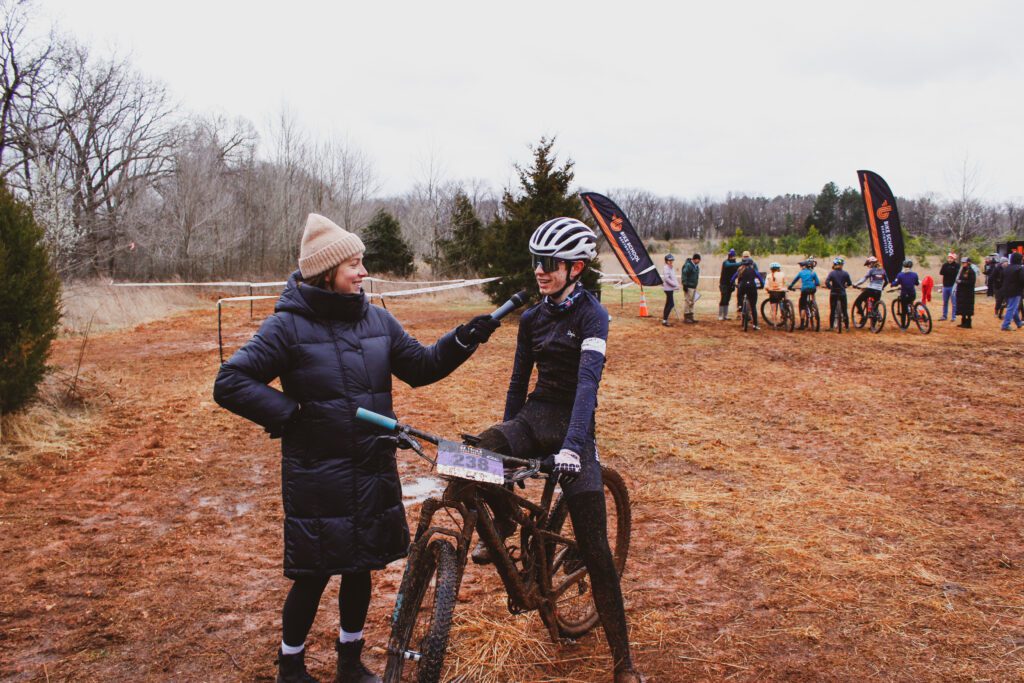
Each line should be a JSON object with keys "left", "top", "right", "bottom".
{"left": 662, "top": 253, "right": 680, "bottom": 326}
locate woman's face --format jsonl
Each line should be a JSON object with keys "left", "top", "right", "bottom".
{"left": 331, "top": 254, "right": 368, "bottom": 294}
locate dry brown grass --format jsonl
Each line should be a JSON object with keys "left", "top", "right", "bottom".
{"left": 60, "top": 280, "right": 212, "bottom": 334}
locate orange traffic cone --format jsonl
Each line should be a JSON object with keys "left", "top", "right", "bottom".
{"left": 638, "top": 290, "right": 650, "bottom": 317}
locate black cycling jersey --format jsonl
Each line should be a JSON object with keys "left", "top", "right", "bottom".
{"left": 505, "top": 284, "right": 608, "bottom": 459}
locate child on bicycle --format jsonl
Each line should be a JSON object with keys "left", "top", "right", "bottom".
{"left": 824, "top": 257, "right": 853, "bottom": 330}
{"left": 853, "top": 255, "right": 889, "bottom": 316}
{"left": 763, "top": 262, "right": 787, "bottom": 322}
{"left": 214, "top": 213, "right": 501, "bottom": 683}
{"left": 788, "top": 259, "right": 821, "bottom": 328}
{"left": 470, "top": 217, "right": 643, "bottom": 683}
{"left": 730, "top": 255, "right": 765, "bottom": 329}
{"left": 890, "top": 259, "right": 921, "bottom": 326}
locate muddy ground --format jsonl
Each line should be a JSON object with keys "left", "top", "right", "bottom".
{"left": 1, "top": 291, "right": 1022, "bottom": 682}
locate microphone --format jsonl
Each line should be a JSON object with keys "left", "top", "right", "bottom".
{"left": 490, "top": 290, "right": 530, "bottom": 320}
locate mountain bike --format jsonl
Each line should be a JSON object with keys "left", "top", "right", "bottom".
{"left": 852, "top": 289, "right": 886, "bottom": 333}
{"left": 890, "top": 292, "right": 932, "bottom": 334}
{"left": 760, "top": 294, "right": 795, "bottom": 332}
{"left": 355, "top": 408, "right": 632, "bottom": 683}
{"left": 827, "top": 292, "right": 849, "bottom": 334}
{"left": 792, "top": 289, "right": 820, "bottom": 332}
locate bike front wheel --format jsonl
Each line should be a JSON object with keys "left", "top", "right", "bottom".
{"left": 915, "top": 302, "right": 932, "bottom": 334}
{"left": 543, "top": 466, "right": 632, "bottom": 639}
{"left": 808, "top": 300, "right": 820, "bottom": 332}
{"left": 870, "top": 300, "right": 887, "bottom": 333}
{"left": 384, "top": 539, "right": 460, "bottom": 683}
{"left": 760, "top": 299, "right": 779, "bottom": 328}
{"left": 742, "top": 299, "right": 752, "bottom": 331}
{"left": 781, "top": 299, "right": 795, "bottom": 332}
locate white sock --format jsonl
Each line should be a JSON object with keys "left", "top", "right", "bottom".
{"left": 339, "top": 629, "right": 364, "bottom": 643}
{"left": 280, "top": 640, "right": 304, "bottom": 655}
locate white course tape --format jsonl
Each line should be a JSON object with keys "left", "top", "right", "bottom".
{"left": 113, "top": 280, "right": 255, "bottom": 287}
{"left": 217, "top": 295, "right": 278, "bottom": 304}
{"left": 365, "top": 277, "right": 499, "bottom": 298}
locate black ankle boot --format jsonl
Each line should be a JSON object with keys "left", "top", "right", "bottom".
{"left": 334, "top": 639, "right": 381, "bottom": 683}
{"left": 277, "top": 648, "right": 320, "bottom": 683}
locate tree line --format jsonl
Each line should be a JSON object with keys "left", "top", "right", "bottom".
{"left": 2, "top": 0, "right": 1021, "bottom": 283}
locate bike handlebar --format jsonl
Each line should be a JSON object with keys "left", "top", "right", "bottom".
{"left": 356, "top": 407, "right": 537, "bottom": 471}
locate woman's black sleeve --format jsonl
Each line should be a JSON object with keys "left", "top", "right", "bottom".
{"left": 386, "top": 310, "right": 474, "bottom": 388}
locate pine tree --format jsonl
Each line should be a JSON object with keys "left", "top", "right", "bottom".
{"left": 362, "top": 209, "right": 415, "bottom": 277}
{"left": 805, "top": 182, "right": 840, "bottom": 235}
{"left": 798, "top": 225, "right": 829, "bottom": 258}
{"left": 436, "top": 191, "right": 484, "bottom": 277}
{"left": 0, "top": 182, "right": 62, "bottom": 414}
{"left": 480, "top": 137, "right": 597, "bottom": 304}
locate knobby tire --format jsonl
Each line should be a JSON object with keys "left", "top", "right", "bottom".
{"left": 384, "top": 539, "right": 460, "bottom": 683}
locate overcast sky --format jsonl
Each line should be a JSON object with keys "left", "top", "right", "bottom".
{"left": 34, "top": 0, "right": 1024, "bottom": 202}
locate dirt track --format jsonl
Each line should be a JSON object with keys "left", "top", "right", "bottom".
{"left": 1, "top": 292, "right": 1022, "bottom": 682}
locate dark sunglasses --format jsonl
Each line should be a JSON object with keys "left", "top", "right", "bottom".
{"left": 534, "top": 256, "right": 565, "bottom": 273}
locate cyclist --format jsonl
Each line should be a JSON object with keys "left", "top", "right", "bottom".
{"left": 890, "top": 259, "right": 921, "bottom": 327}
{"left": 470, "top": 217, "right": 644, "bottom": 683}
{"left": 852, "top": 255, "right": 889, "bottom": 319}
{"left": 824, "top": 257, "right": 853, "bottom": 330}
{"left": 718, "top": 248, "right": 740, "bottom": 320}
{"left": 764, "top": 262, "right": 787, "bottom": 323}
{"left": 213, "top": 213, "right": 501, "bottom": 683}
{"left": 730, "top": 254, "right": 765, "bottom": 329}
{"left": 787, "top": 260, "right": 821, "bottom": 328}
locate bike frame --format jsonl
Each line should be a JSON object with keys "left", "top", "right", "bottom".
{"left": 355, "top": 409, "right": 581, "bottom": 643}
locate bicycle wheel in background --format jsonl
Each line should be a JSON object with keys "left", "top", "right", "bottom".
{"left": 781, "top": 299, "right": 795, "bottom": 332}
{"left": 543, "top": 466, "right": 632, "bottom": 640}
{"left": 808, "top": 300, "right": 820, "bottom": 332}
{"left": 870, "top": 300, "right": 887, "bottom": 333}
{"left": 853, "top": 299, "right": 868, "bottom": 328}
{"left": 760, "top": 299, "right": 779, "bottom": 328}
{"left": 831, "top": 304, "right": 843, "bottom": 334}
{"left": 892, "top": 299, "right": 909, "bottom": 331}
{"left": 384, "top": 539, "right": 460, "bottom": 683}
{"left": 915, "top": 302, "right": 932, "bottom": 334}
{"left": 742, "top": 299, "right": 752, "bottom": 331}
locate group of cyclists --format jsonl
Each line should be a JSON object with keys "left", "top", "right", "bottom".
{"left": 690, "top": 249, "right": 935, "bottom": 332}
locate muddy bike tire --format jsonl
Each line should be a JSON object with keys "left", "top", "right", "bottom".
{"left": 830, "top": 303, "right": 843, "bottom": 334}
{"left": 853, "top": 299, "right": 868, "bottom": 328}
{"left": 760, "top": 299, "right": 780, "bottom": 328}
{"left": 781, "top": 299, "right": 795, "bottom": 332}
{"left": 914, "top": 302, "right": 932, "bottom": 334}
{"left": 807, "top": 300, "right": 820, "bottom": 332}
{"left": 543, "top": 466, "right": 632, "bottom": 639}
{"left": 891, "top": 298, "right": 910, "bottom": 331}
{"left": 742, "top": 299, "right": 752, "bottom": 331}
{"left": 384, "top": 539, "right": 460, "bottom": 683}
{"left": 870, "top": 300, "right": 887, "bottom": 333}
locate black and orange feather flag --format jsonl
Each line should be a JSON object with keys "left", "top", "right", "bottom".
{"left": 579, "top": 192, "right": 662, "bottom": 288}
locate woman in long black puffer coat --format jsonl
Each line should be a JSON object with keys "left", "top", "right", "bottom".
{"left": 214, "top": 213, "right": 501, "bottom": 683}
{"left": 956, "top": 257, "right": 977, "bottom": 328}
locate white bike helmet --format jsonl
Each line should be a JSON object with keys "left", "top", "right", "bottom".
{"left": 529, "top": 218, "right": 598, "bottom": 262}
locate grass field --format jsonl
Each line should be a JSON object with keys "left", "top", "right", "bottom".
{"left": 0, "top": 285, "right": 1021, "bottom": 682}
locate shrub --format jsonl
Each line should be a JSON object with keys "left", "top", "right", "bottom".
{"left": 362, "top": 210, "right": 415, "bottom": 277}
{"left": 0, "top": 182, "right": 62, "bottom": 414}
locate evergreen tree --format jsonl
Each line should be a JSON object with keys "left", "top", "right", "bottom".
{"left": 1, "top": 182, "right": 62, "bottom": 414}
{"left": 836, "top": 187, "right": 866, "bottom": 235}
{"left": 805, "top": 182, "right": 840, "bottom": 235}
{"left": 798, "top": 225, "right": 829, "bottom": 258}
{"left": 436, "top": 191, "right": 484, "bottom": 277}
{"left": 362, "top": 209, "right": 415, "bottom": 277}
{"left": 480, "top": 138, "right": 597, "bottom": 304}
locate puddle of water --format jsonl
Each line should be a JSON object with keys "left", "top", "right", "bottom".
{"left": 402, "top": 476, "right": 444, "bottom": 504}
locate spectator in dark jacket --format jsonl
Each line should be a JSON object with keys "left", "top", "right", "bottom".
{"left": 956, "top": 256, "right": 977, "bottom": 328}
{"left": 939, "top": 252, "right": 960, "bottom": 321}
{"left": 681, "top": 253, "right": 701, "bottom": 323}
{"left": 999, "top": 252, "right": 1024, "bottom": 331}
{"left": 718, "top": 249, "right": 740, "bottom": 320}
{"left": 213, "top": 213, "right": 500, "bottom": 683}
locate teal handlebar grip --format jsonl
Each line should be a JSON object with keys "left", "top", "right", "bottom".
{"left": 355, "top": 407, "right": 398, "bottom": 432}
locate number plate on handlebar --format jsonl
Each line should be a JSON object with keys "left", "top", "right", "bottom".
{"left": 436, "top": 440, "right": 504, "bottom": 484}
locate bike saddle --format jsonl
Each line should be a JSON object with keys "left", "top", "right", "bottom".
{"left": 460, "top": 433, "right": 481, "bottom": 446}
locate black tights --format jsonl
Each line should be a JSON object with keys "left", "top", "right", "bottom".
{"left": 282, "top": 572, "right": 372, "bottom": 647}
{"left": 476, "top": 430, "right": 634, "bottom": 673}
{"left": 566, "top": 491, "right": 634, "bottom": 672}
{"left": 662, "top": 290, "right": 674, "bottom": 320}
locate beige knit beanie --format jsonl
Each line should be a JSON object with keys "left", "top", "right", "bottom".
{"left": 298, "top": 213, "right": 366, "bottom": 279}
